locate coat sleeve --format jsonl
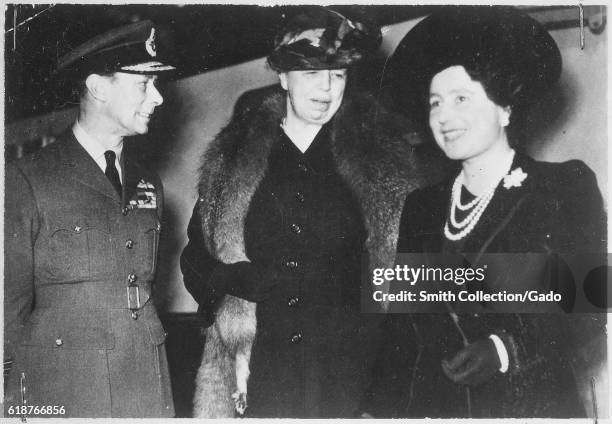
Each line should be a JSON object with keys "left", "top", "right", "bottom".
{"left": 556, "top": 160, "right": 607, "bottom": 253}
{"left": 180, "top": 204, "right": 224, "bottom": 323}
{"left": 554, "top": 160, "right": 607, "bottom": 412}
{"left": 494, "top": 160, "right": 606, "bottom": 391}
{"left": 4, "top": 162, "right": 39, "bottom": 373}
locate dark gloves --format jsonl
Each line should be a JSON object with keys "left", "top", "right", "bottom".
{"left": 210, "top": 261, "right": 277, "bottom": 302}
{"left": 441, "top": 338, "right": 501, "bottom": 386}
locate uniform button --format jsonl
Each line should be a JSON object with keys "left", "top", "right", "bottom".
{"left": 287, "top": 297, "right": 300, "bottom": 307}
{"left": 297, "top": 163, "right": 308, "bottom": 173}
{"left": 127, "top": 273, "right": 137, "bottom": 283}
{"left": 295, "top": 192, "right": 305, "bottom": 203}
{"left": 156, "top": 221, "right": 161, "bottom": 231}
{"left": 285, "top": 260, "right": 298, "bottom": 269}
{"left": 290, "top": 223, "right": 302, "bottom": 235}
{"left": 125, "top": 239, "right": 134, "bottom": 249}
{"left": 290, "top": 332, "right": 303, "bottom": 344}
{"left": 74, "top": 226, "right": 82, "bottom": 233}
{"left": 122, "top": 207, "right": 130, "bottom": 216}
{"left": 131, "top": 311, "right": 139, "bottom": 320}
{"left": 55, "top": 337, "right": 63, "bottom": 347}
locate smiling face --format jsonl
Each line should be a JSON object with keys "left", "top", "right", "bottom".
{"left": 428, "top": 65, "right": 510, "bottom": 162}
{"left": 279, "top": 69, "right": 347, "bottom": 127}
{"left": 103, "top": 72, "right": 164, "bottom": 136}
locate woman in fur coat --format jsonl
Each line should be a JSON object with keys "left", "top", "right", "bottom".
{"left": 180, "top": 7, "right": 436, "bottom": 418}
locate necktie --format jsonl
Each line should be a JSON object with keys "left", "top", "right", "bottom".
{"left": 104, "top": 150, "right": 122, "bottom": 196}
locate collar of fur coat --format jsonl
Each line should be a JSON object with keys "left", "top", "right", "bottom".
{"left": 198, "top": 86, "right": 428, "bottom": 272}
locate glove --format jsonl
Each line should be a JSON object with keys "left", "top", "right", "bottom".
{"left": 441, "top": 338, "right": 501, "bottom": 386}
{"left": 209, "top": 261, "right": 277, "bottom": 302}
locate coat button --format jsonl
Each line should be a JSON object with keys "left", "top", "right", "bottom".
{"left": 287, "top": 297, "right": 300, "bottom": 307}
{"left": 285, "top": 260, "right": 298, "bottom": 269}
{"left": 131, "top": 311, "right": 139, "bottom": 320}
{"left": 125, "top": 239, "right": 134, "bottom": 249}
{"left": 127, "top": 273, "right": 137, "bottom": 283}
{"left": 297, "top": 163, "right": 308, "bottom": 173}
{"left": 156, "top": 221, "right": 161, "bottom": 231}
{"left": 295, "top": 192, "right": 305, "bottom": 203}
{"left": 122, "top": 207, "right": 130, "bottom": 216}
{"left": 74, "top": 226, "right": 82, "bottom": 233}
{"left": 290, "top": 332, "right": 303, "bottom": 344}
{"left": 290, "top": 223, "right": 302, "bottom": 235}
{"left": 55, "top": 337, "right": 63, "bottom": 347}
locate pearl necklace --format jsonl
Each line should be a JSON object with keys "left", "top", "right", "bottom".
{"left": 444, "top": 150, "right": 516, "bottom": 241}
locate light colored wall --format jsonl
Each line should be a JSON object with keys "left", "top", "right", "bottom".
{"left": 530, "top": 25, "right": 607, "bottom": 199}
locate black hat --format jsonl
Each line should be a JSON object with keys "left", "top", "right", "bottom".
{"left": 267, "top": 7, "right": 381, "bottom": 72}
{"left": 387, "top": 6, "right": 562, "bottom": 114}
{"left": 57, "top": 20, "right": 175, "bottom": 78}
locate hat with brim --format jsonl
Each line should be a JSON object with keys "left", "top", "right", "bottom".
{"left": 57, "top": 20, "right": 175, "bottom": 78}
{"left": 387, "top": 6, "right": 562, "bottom": 115}
{"left": 267, "top": 7, "right": 381, "bottom": 72}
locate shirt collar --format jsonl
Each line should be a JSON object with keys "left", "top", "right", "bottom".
{"left": 72, "top": 120, "right": 123, "bottom": 162}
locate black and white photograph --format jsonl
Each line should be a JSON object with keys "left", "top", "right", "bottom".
{"left": 2, "top": 2, "right": 609, "bottom": 420}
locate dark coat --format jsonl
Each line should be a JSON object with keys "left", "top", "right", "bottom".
{"left": 4, "top": 131, "right": 174, "bottom": 418}
{"left": 362, "top": 153, "right": 606, "bottom": 418}
{"left": 181, "top": 87, "right": 438, "bottom": 417}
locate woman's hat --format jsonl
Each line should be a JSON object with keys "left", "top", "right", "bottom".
{"left": 267, "top": 7, "right": 381, "bottom": 72}
{"left": 387, "top": 6, "right": 562, "bottom": 114}
{"left": 57, "top": 20, "right": 176, "bottom": 78}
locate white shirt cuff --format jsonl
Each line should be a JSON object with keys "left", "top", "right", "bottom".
{"left": 489, "top": 334, "right": 509, "bottom": 373}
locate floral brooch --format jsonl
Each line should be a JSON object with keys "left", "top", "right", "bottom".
{"left": 503, "top": 167, "right": 528, "bottom": 189}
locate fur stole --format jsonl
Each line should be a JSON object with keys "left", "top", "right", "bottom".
{"left": 193, "top": 87, "right": 431, "bottom": 417}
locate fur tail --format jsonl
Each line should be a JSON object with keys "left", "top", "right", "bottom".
{"left": 193, "top": 295, "right": 257, "bottom": 418}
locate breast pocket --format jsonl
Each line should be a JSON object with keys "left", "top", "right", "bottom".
{"left": 46, "top": 214, "right": 113, "bottom": 281}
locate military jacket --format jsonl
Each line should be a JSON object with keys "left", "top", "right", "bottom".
{"left": 3, "top": 130, "right": 174, "bottom": 418}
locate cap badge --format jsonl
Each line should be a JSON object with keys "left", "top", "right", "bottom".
{"left": 287, "top": 28, "right": 325, "bottom": 47}
{"left": 145, "top": 28, "right": 157, "bottom": 57}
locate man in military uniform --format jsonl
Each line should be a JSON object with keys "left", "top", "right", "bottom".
{"left": 4, "top": 20, "right": 175, "bottom": 418}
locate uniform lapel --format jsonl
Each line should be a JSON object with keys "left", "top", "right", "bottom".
{"left": 122, "top": 154, "right": 140, "bottom": 207}
{"left": 61, "top": 131, "right": 121, "bottom": 203}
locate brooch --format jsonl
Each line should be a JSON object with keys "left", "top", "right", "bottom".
{"left": 503, "top": 167, "right": 528, "bottom": 189}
